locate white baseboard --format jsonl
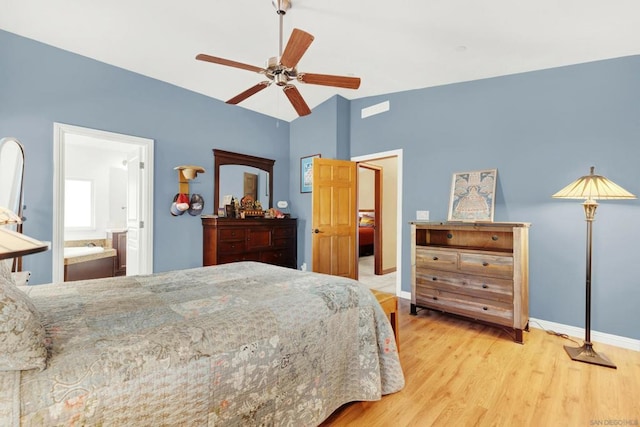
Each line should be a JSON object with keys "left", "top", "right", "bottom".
{"left": 529, "top": 317, "right": 639, "bottom": 352}
{"left": 395, "top": 293, "right": 639, "bottom": 351}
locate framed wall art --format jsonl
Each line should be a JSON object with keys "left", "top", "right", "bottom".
{"left": 300, "top": 154, "right": 321, "bottom": 193}
{"left": 447, "top": 169, "right": 497, "bottom": 222}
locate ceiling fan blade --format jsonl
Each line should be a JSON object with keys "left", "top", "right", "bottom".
{"left": 196, "top": 54, "right": 265, "bottom": 73}
{"left": 298, "top": 73, "right": 361, "bottom": 89}
{"left": 226, "top": 81, "right": 271, "bottom": 105}
{"left": 283, "top": 85, "right": 311, "bottom": 116}
{"left": 280, "top": 28, "right": 314, "bottom": 69}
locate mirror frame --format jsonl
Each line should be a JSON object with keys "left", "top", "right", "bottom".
{"left": 213, "top": 149, "right": 275, "bottom": 214}
{"left": 0, "top": 137, "right": 25, "bottom": 231}
{"left": 0, "top": 137, "right": 26, "bottom": 272}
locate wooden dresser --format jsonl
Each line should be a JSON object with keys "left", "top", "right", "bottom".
{"left": 410, "top": 222, "right": 530, "bottom": 343}
{"left": 202, "top": 216, "right": 297, "bottom": 269}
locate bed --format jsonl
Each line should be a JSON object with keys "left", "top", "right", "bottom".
{"left": 0, "top": 261, "right": 404, "bottom": 426}
{"left": 358, "top": 211, "right": 375, "bottom": 256}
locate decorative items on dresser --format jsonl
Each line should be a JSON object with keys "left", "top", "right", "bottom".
{"left": 202, "top": 216, "right": 297, "bottom": 269}
{"left": 410, "top": 221, "right": 530, "bottom": 344}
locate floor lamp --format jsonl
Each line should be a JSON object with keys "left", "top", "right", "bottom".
{"left": 552, "top": 167, "right": 636, "bottom": 369}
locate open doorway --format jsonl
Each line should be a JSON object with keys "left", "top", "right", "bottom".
{"left": 352, "top": 149, "right": 403, "bottom": 297}
{"left": 52, "top": 123, "right": 154, "bottom": 283}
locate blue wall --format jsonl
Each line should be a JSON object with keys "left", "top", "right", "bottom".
{"left": 0, "top": 30, "right": 290, "bottom": 285}
{"left": 2, "top": 28, "right": 640, "bottom": 340}
{"left": 349, "top": 56, "right": 640, "bottom": 339}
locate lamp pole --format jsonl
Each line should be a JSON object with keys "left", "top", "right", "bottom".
{"left": 563, "top": 199, "right": 616, "bottom": 368}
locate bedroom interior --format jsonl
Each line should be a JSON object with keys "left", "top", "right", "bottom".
{"left": 2, "top": 0, "right": 640, "bottom": 425}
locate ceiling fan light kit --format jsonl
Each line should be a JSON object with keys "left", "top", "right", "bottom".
{"left": 196, "top": 0, "right": 360, "bottom": 117}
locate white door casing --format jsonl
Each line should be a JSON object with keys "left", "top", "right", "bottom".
{"left": 53, "top": 123, "right": 154, "bottom": 283}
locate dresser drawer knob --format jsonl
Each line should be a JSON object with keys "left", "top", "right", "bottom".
{"left": 432, "top": 277, "right": 438, "bottom": 281}
{"left": 482, "top": 262, "right": 489, "bottom": 267}
{"left": 432, "top": 256, "right": 439, "bottom": 261}
{"left": 483, "top": 306, "right": 488, "bottom": 311}
{"left": 433, "top": 296, "right": 438, "bottom": 301}
{"left": 492, "top": 235, "right": 499, "bottom": 241}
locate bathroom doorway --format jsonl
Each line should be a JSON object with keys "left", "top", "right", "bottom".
{"left": 52, "top": 123, "right": 154, "bottom": 282}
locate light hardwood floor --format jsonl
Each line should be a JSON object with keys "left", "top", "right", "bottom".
{"left": 321, "top": 298, "right": 640, "bottom": 426}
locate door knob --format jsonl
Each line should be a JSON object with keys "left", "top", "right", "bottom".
{"left": 313, "top": 228, "right": 321, "bottom": 234}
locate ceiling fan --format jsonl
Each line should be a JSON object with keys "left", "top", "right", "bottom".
{"left": 195, "top": 0, "right": 361, "bottom": 117}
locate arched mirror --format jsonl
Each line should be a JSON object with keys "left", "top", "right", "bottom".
{"left": 213, "top": 149, "right": 274, "bottom": 214}
{"left": 0, "top": 137, "right": 26, "bottom": 271}
{"left": 0, "top": 137, "right": 25, "bottom": 231}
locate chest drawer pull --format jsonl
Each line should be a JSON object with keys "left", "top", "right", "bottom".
{"left": 433, "top": 296, "right": 438, "bottom": 301}
{"left": 482, "top": 284, "right": 488, "bottom": 289}
{"left": 432, "top": 277, "right": 438, "bottom": 281}
{"left": 482, "top": 262, "right": 489, "bottom": 267}
{"left": 432, "top": 256, "right": 439, "bottom": 261}
{"left": 483, "top": 306, "right": 488, "bottom": 311}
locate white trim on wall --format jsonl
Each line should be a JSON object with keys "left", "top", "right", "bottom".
{"left": 530, "top": 317, "right": 639, "bottom": 352}
{"left": 53, "top": 123, "right": 154, "bottom": 282}
{"left": 351, "top": 149, "right": 406, "bottom": 299}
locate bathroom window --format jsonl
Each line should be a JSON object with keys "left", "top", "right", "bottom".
{"left": 65, "top": 179, "right": 94, "bottom": 229}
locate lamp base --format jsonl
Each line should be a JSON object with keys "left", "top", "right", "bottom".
{"left": 564, "top": 342, "right": 616, "bottom": 369}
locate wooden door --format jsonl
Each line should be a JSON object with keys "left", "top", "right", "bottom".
{"left": 312, "top": 158, "right": 358, "bottom": 279}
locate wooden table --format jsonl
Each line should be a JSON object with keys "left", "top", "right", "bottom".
{"left": 371, "top": 289, "right": 399, "bottom": 351}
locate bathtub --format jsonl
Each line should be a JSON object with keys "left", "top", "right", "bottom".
{"left": 63, "top": 245, "right": 116, "bottom": 282}
{"left": 64, "top": 246, "right": 105, "bottom": 258}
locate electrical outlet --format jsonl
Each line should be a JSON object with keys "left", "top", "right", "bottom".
{"left": 416, "top": 210, "right": 430, "bottom": 221}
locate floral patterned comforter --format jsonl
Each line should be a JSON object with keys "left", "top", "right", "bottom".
{"left": 1, "top": 262, "right": 404, "bottom": 426}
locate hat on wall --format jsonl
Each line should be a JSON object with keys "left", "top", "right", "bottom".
{"left": 188, "top": 193, "right": 204, "bottom": 216}
{"left": 175, "top": 193, "right": 190, "bottom": 211}
{"left": 170, "top": 193, "right": 186, "bottom": 216}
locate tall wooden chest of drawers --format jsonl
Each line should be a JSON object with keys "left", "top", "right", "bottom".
{"left": 410, "top": 222, "right": 530, "bottom": 343}
{"left": 202, "top": 216, "right": 297, "bottom": 269}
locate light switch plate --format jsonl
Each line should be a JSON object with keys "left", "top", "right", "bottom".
{"left": 416, "top": 210, "right": 430, "bottom": 221}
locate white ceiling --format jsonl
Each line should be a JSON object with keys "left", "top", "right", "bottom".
{"left": 2, "top": 0, "right": 640, "bottom": 122}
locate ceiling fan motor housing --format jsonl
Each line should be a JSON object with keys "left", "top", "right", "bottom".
{"left": 273, "top": 0, "right": 291, "bottom": 14}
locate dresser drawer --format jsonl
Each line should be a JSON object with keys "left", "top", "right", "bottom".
{"left": 218, "top": 240, "right": 247, "bottom": 253}
{"left": 415, "top": 247, "right": 457, "bottom": 271}
{"left": 260, "top": 249, "right": 295, "bottom": 267}
{"left": 217, "top": 252, "right": 260, "bottom": 264}
{"left": 247, "top": 229, "right": 271, "bottom": 249}
{"left": 458, "top": 252, "right": 513, "bottom": 278}
{"left": 274, "top": 226, "right": 295, "bottom": 238}
{"left": 219, "top": 228, "right": 246, "bottom": 241}
{"left": 416, "top": 268, "right": 513, "bottom": 303}
{"left": 415, "top": 285, "right": 514, "bottom": 327}
{"left": 273, "top": 237, "right": 294, "bottom": 248}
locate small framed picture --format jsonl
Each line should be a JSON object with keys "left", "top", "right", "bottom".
{"left": 448, "top": 169, "right": 498, "bottom": 222}
{"left": 300, "top": 154, "right": 321, "bottom": 193}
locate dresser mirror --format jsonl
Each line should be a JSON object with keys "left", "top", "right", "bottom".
{"left": 213, "top": 149, "right": 274, "bottom": 215}
{"left": 0, "top": 137, "right": 25, "bottom": 232}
